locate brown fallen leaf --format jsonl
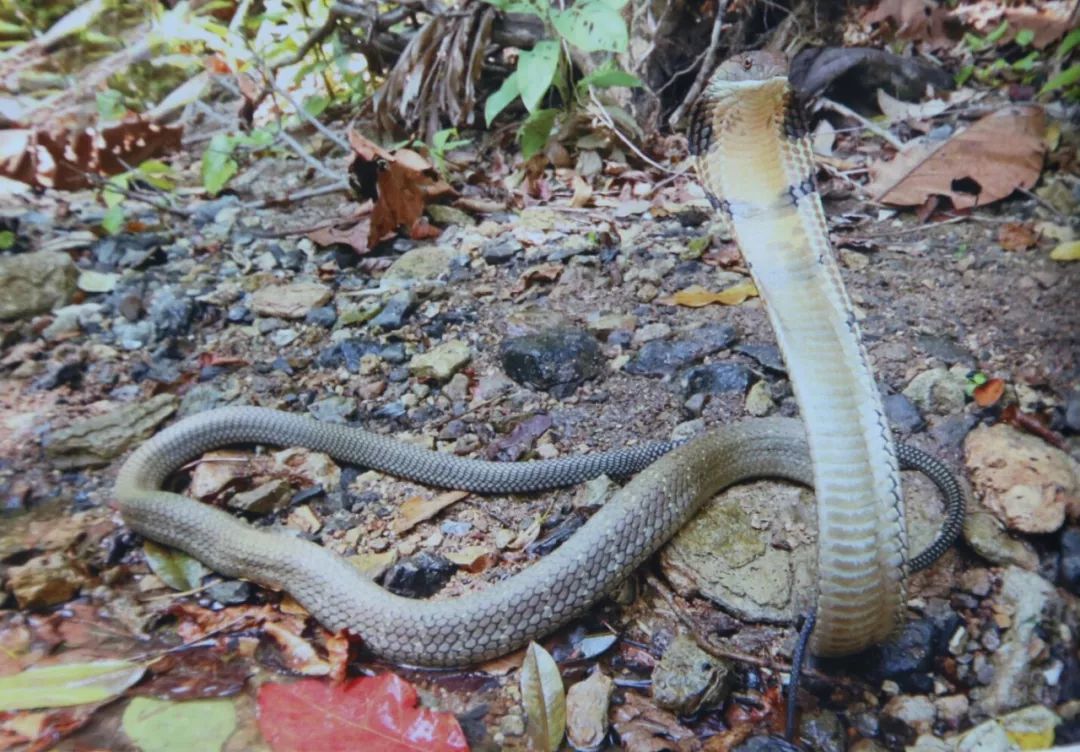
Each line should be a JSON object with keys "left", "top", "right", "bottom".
{"left": 570, "top": 175, "right": 593, "bottom": 208}
{"left": 657, "top": 282, "right": 759, "bottom": 308}
{"left": 998, "top": 223, "right": 1038, "bottom": 252}
{"left": 444, "top": 546, "right": 497, "bottom": 573}
{"left": 973, "top": 377, "right": 1005, "bottom": 407}
{"left": 612, "top": 691, "right": 697, "bottom": 752}
{"left": 392, "top": 491, "right": 469, "bottom": 534}
{"left": 511, "top": 263, "right": 563, "bottom": 296}
{"left": 867, "top": 106, "right": 1046, "bottom": 210}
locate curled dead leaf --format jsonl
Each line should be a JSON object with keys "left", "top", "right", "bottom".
{"left": 867, "top": 106, "right": 1046, "bottom": 210}
{"left": 393, "top": 491, "right": 470, "bottom": 534}
{"left": 521, "top": 642, "right": 566, "bottom": 752}
{"left": 658, "top": 282, "right": 759, "bottom": 307}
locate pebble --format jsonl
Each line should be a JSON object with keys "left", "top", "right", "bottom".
{"left": 902, "top": 366, "right": 969, "bottom": 414}
{"left": 798, "top": 710, "right": 845, "bottom": 752}
{"left": 566, "top": 670, "right": 613, "bottom": 752}
{"left": 252, "top": 281, "right": 332, "bottom": 319}
{"left": 408, "top": 339, "right": 472, "bottom": 382}
{"left": 883, "top": 393, "right": 925, "bottom": 433}
{"left": 682, "top": 363, "right": 753, "bottom": 396}
{"left": 308, "top": 396, "right": 356, "bottom": 423}
{"left": 383, "top": 245, "right": 452, "bottom": 285}
{"left": 227, "top": 480, "right": 293, "bottom": 515}
{"left": 735, "top": 343, "right": 786, "bottom": 374}
{"left": 270, "top": 328, "right": 298, "bottom": 347}
{"left": 500, "top": 327, "right": 604, "bottom": 398}
{"left": 371, "top": 289, "right": 415, "bottom": 330}
{"left": 0, "top": 250, "right": 78, "bottom": 320}
{"left": 625, "top": 324, "right": 737, "bottom": 377}
{"left": 205, "top": 580, "right": 252, "bottom": 605}
{"left": 112, "top": 320, "right": 155, "bottom": 350}
{"left": 481, "top": 236, "right": 523, "bottom": 263}
{"left": 633, "top": 322, "right": 671, "bottom": 345}
{"left": 1065, "top": 391, "right": 1080, "bottom": 433}
{"left": 382, "top": 552, "right": 456, "bottom": 597}
{"left": 876, "top": 620, "right": 935, "bottom": 693}
{"left": 881, "top": 694, "right": 935, "bottom": 742}
{"left": 1060, "top": 528, "right": 1080, "bottom": 595}
{"left": 304, "top": 305, "right": 337, "bottom": 328}
{"left": 745, "top": 381, "right": 775, "bottom": 416}
{"left": 148, "top": 286, "right": 195, "bottom": 338}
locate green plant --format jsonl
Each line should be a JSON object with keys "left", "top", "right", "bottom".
{"left": 100, "top": 159, "right": 176, "bottom": 234}
{"left": 201, "top": 128, "right": 276, "bottom": 196}
{"left": 481, "top": 0, "right": 641, "bottom": 157}
{"left": 429, "top": 128, "right": 472, "bottom": 175}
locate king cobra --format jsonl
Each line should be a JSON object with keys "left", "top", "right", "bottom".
{"left": 115, "top": 53, "right": 965, "bottom": 667}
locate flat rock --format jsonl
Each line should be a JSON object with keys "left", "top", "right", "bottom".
{"left": 660, "top": 480, "right": 816, "bottom": 623}
{"left": 46, "top": 393, "right": 179, "bottom": 469}
{"left": 965, "top": 423, "right": 1079, "bottom": 534}
{"left": 6, "top": 552, "right": 88, "bottom": 609}
{"left": 500, "top": 327, "right": 604, "bottom": 398}
{"left": 252, "top": 281, "right": 332, "bottom": 319}
{"left": 903, "top": 366, "right": 969, "bottom": 415}
{"left": 409, "top": 339, "right": 472, "bottom": 382}
{"left": 383, "top": 246, "right": 452, "bottom": 285}
{"left": 0, "top": 250, "right": 78, "bottom": 320}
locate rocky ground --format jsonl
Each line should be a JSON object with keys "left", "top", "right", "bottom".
{"left": 0, "top": 132, "right": 1078, "bottom": 751}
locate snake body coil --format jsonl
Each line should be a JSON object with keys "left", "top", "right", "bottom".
{"left": 113, "top": 53, "right": 965, "bottom": 667}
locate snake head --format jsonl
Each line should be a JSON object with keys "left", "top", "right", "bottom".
{"left": 712, "top": 51, "right": 789, "bottom": 83}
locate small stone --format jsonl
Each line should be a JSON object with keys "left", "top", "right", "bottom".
{"left": 884, "top": 393, "right": 925, "bottom": 433}
{"left": 6, "top": 553, "right": 88, "bottom": 608}
{"left": 745, "top": 381, "right": 774, "bottom": 417}
{"left": 903, "top": 367, "right": 969, "bottom": 414}
{"left": 682, "top": 363, "right": 753, "bottom": 397}
{"left": 113, "top": 320, "right": 155, "bottom": 350}
{"left": 965, "top": 422, "right": 1079, "bottom": 534}
{"left": 500, "top": 328, "right": 604, "bottom": 398}
{"left": 963, "top": 510, "right": 1039, "bottom": 570}
{"left": 427, "top": 204, "right": 473, "bottom": 228}
{"left": 383, "top": 246, "right": 452, "bottom": 284}
{"left": 308, "top": 396, "right": 356, "bottom": 424}
{"left": 304, "top": 305, "right": 337, "bottom": 328}
{"left": 877, "top": 620, "right": 935, "bottom": 693}
{"left": 205, "top": 580, "right": 252, "bottom": 605}
{"left": 881, "top": 694, "right": 936, "bottom": 741}
{"left": 371, "top": 290, "right": 415, "bottom": 330}
{"left": 1059, "top": 528, "right": 1080, "bottom": 595}
{"left": 1064, "top": 391, "right": 1080, "bottom": 433}
{"left": 959, "top": 568, "right": 993, "bottom": 597}
{"left": 632, "top": 322, "right": 671, "bottom": 345}
{"left": 799, "top": 710, "right": 845, "bottom": 752}
{"left": 409, "top": 340, "right": 472, "bottom": 382}
{"left": 252, "top": 281, "right": 332, "bottom": 319}
{"left": 934, "top": 694, "right": 969, "bottom": 729}
{"left": 227, "top": 479, "right": 293, "bottom": 515}
{"left": 636, "top": 282, "right": 659, "bottom": 302}
{"left": 586, "top": 312, "right": 636, "bottom": 339}
{"left": 651, "top": 634, "right": 733, "bottom": 714}
{"left": 0, "top": 250, "right": 78, "bottom": 320}
{"left": 735, "top": 344, "right": 786, "bottom": 374}
{"left": 566, "top": 670, "right": 614, "bottom": 752}
{"left": 481, "top": 236, "right": 523, "bottom": 263}
{"left": 270, "top": 328, "right": 298, "bottom": 347}
{"left": 382, "top": 551, "right": 456, "bottom": 598}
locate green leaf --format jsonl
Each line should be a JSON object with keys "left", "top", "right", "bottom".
{"left": 1014, "top": 28, "right": 1035, "bottom": 47}
{"left": 303, "top": 94, "right": 330, "bottom": 117}
{"left": 96, "top": 90, "right": 126, "bottom": 121}
{"left": 103, "top": 175, "right": 129, "bottom": 209}
{"left": 0, "top": 230, "right": 15, "bottom": 250}
{"left": 1012, "top": 51, "right": 1039, "bottom": 71}
{"left": 985, "top": 20, "right": 1010, "bottom": 45}
{"left": 202, "top": 133, "right": 238, "bottom": 196}
{"left": 519, "top": 108, "right": 559, "bottom": 158}
{"left": 143, "top": 541, "right": 210, "bottom": 591}
{"left": 517, "top": 40, "right": 560, "bottom": 112}
{"left": 577, "top": 63, "right": 641, "bottom": 92}
{"left": 122, "top": 697, "right": 237, "bottom": 752}
{"left": 481, "top": 0, "right": 548, "bottom": 16}
{"left": 955, "top": 64, "right": 974, "bottom": 86}
{"left": 485, "top": 72, "right": 521, "bottom": 126}
{"left": 1040, "top": 64, "right": 1080, "bottom": 96}
{"left": 0, "top": 660, "right": 145, "bottom": 711}
{"left": 102, "top": 206, "right": 125, "bottom": 235}
{"left": 552, "top": 2, "right": 628, "bottom": 53}
{"left": 1058, "top": 28, "right": 1080, "bottom": 58}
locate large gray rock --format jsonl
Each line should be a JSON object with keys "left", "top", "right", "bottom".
{"left": 0, "top": 250, "right": 77, "bottom": 320}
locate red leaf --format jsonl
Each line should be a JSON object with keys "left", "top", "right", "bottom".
{"left": 257, "top": 674, "right": 469, "bottom": 752}
{"left": 973, "top": 377, "right": 1005, "bottom": 407}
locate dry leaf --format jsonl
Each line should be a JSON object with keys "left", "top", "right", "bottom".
{"left": 393, "top": 491, "right": 469, "bottom": 534}
{"left": 511, "top": 263, "right": 564, "bottom": 296}
{"left": 566, "top": 670, "right": 613, "bottom": 752}
{"left": 520, "top": 642, "right": 566, "bottom": 752}
{"left": 867, "top": 106, "right": 1046, "bottom": 209}
{"left": 570, "top": 175, "right": 593, "bottom": 208}
{"left": 1050, "top": 241, "right": 1080, "bottom": 261}
{"left": 445, "top": 545, "right": 496, "bottom": 573}
{"left": 973, "top": 378, "right": 1005, "bottom": 407}
{"left": 611, "top": 691, "right": 697, "bottom": 752}
{"left": 998, "top": 223, "right": 1038, "bottom": 252}
{"left": 658, "top": 282, "right": 759, "bottom": 308}
{"left": 507, "top": 515, "right": 543, "bottom": 550}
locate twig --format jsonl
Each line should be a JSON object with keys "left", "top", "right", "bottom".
{"left": 587, "top": 87, "right": 676, "bottom": 175}
{"left": 844, "top": 215, "right": 967, "bottom": 240}
{"left": 1018, "top": 187, "right": 1067, "bottom": 222}
{"left": 276, "top": 129, "right": 341, "bottom": 181}
{"left": 817, "top": 97, "right": 905, "bottom": 151}
{"left": 275, "top": 10, "right": 341, "bottom": 69}
{"left": 668, "top": 2, "right": 729, "bottom": 128}
{"left": 262, "top": 75, "right": 352, "bottom": 153}
{"left": 241, "top": 179, "right": 351, "bottom": 210}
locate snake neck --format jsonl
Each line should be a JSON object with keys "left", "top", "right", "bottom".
{"left": 693, "top": 74, "right": 908, "bottom": 655}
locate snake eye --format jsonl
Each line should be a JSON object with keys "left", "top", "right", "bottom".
{"left": 742, "top": 57, "right": 753, "bottom": 71}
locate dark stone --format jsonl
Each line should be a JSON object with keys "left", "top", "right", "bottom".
{"left": 884, "top": 393, "right": 926, "bottom": 433}
{"left": 1060, "top": 528, "right": 1080, "bottom": 595}
{"left": 305, "top": 306, "right": 337, "bottom": 328}
{"left": 206, "top": 580, "right": 252, "bottom": 605}
{"left": 371, "top": 290, "right": 415, "bottom": 330}
{"left": 625, "top": 324, "right": 738, "bottom": 378}
{"left": 929, "top": 414, "right": 978, "bottom": 449}
{"left": 290, "top": 485, "right": 324, "bottom": 505}
{"left": 381, "top": 342, "right": 407, "bottom": 364}
{"left": 682, "top": 363, "right": 753, "bottom": 397}
{"left": 382, "top": 552, "right": 456, "bottom": 598}
{"left": 317, "top": 338, "right": 383, "bottom": 373}
{"left": 227, "top": 304, "right": 251, "bottom": 323}
{"left": 192, "top": 196, "right": 241, "bottom": 227}
{"left": 735, "top": 343, "right": 787, "bottom": 374}
{"left": 875, "top": 619, "right": 935, "bottom": 693}
{"left": 500, "top": 327, "right": 605, "bottom": 399}
{"left": 482, "top": 236, "right": 522, "bottom": 263}
{"left": 1065, "top": 391, "right": 1080, "bottom": 434}
{"left": 732, "top": 737, "right": 801, "bottom": 752}
{"left": 799, "top": 710, "right": 844, "bottom": 752}
{"left": 915, "top": 334, "right": 975, "bottom": 367}
{"left": 149, "top": 287, "right": 195, "bottom": 338}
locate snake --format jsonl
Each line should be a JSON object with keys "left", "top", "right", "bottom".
{"left": 114, "top": 52, "right": 966, "bottom": 667}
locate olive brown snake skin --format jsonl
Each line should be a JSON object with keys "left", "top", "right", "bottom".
{"left": 115, "top": 52, "right": 967, "bottom": 667}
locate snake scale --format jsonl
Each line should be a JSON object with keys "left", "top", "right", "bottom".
{"left": 115, "top": 52, "right": 966, "bottom": 667}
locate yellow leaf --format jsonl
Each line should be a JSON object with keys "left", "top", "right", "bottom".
{"left": 1049, "top": 240, "right": 1080, "bottom": 261}
{"left": 0, "top": 660, "right": 145, "bottom": 711}
{"left": 521, "top": 642, "right": 566, "bottom": 752}
{"left": 659, "top": 282, "right": 759, "bottom": 307}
